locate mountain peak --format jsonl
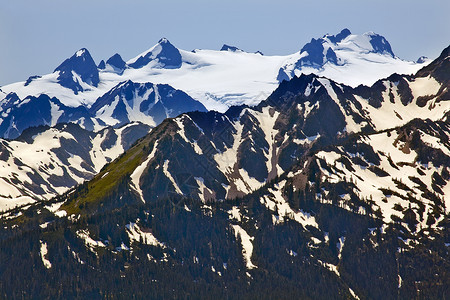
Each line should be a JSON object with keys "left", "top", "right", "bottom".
{"left": 158, "top": 37, "right": 170, "bottom": 44}
{"left": 277, "top": 29, "right": 401, "bottom": 83}
{"left": 298, "top": 32, "right": 342, "bottom": 67}
{"left": 299, "top": 29, "right": 395, "bottom": 63}
{"left": 75, "top": 48, "right": 88, "bottom": 57}
{"left": 220, "top": 44, "right": 243, "bottom": 52}
{"left": 324, "top": 28, "right": 351, "bottom": 44}
{"left": 54, "top": 48, "right": 99, "bottom": 94}
{"left": 106, "top": 53, "right": 126, "bottom": 71}
{"left": 55, "top": 48, "right": 95, "bottom": 69}
{"left": 362, "top": 32, "right": 394, "bottom": 57}
{"left": 127, "top": 38, "right": 182, "bottom": 69}
{"left": 98, "top": 60, "right": 106, "bottom": 69}
{"left": 339, "top": 28, "right": 351, "bottom": 36}
{"left": 416, "top": 56, "right": 428, "bottom": 64}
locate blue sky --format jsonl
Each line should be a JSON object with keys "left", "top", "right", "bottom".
{"left": 0, "top": 0, "right": 448, "bottom": 86}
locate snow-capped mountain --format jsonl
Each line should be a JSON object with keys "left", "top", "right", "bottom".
{"left": 54, "top": 48, "right": 100, "bottom": 94}
{"left": 278, "top": 28, "right": 394, "bottom": 81}
{"left": 0, "top": 79, "right": 206, "bottom": 139}
{"left": 98, "top": 53, "right": 127, "bottom": 74}
{"left": 90, "top": 80, "right": 207, "bottom": 127}
{"left": 0, "top": 44, "right": 446, "bottom": 211}
{"left": 0, "top": 93, "right": 94, "bottom": 139}
{"left": 0, "top": 122, "right": 150, "bottom": 211}
{"left": 276, "top": 29, "right": 428, "bottom": 89}
{"left": 127, "top": 38, "right": 183, "bottom": 69}
{"left": 1, "top": 29, "right": 428, "bottom": 114}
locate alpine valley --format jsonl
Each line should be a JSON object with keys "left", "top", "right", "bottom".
{"left": 0, "top": 30, "right": 448, "bottom": 299}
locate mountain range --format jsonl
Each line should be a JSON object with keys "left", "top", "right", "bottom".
{"left": 42, "top": 44, "right": 449, "bottom": 219}
{"left": 0, "top": 30, "right": 448, "bottom": 299}
{"left": 0, "top": 29, "right": 427, "bottom": 136}
{"left": 0, "top": 79, "right": 206, "bottom": 139}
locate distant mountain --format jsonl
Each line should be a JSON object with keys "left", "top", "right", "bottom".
{"left": 277, "top": 29, "right": 416, "bottom": 84}
{"left": 0, "top": 29, "right": 428, "bottom": 113}
{"left": 0, "top": 93, "right": 94, "bottom": 139}
{"left": 220, "top": 44, "right": 243, "bottom": 52}
{"left": 90, "top": 80, "right": 207, "bottom": 127}
{"left": 127, "top": 38, "right": 182, "bottom": 69}
{"left": 54, "top": 48, "right": 100, "bottom": 94}
{"left": 0, "top": 80, "right": 206, "bottom": 139}
{"left": 98, "top": 53, "right": 127, "bottom": 74}
{"left": 416, "top": 56, "right": 429, "bottom": 64}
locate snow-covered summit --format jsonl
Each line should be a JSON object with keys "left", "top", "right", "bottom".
{"left": 282, "top": 28, "right": 394, "bottom": 72}
{"left": 338, "top": 30, "right": 394, "bottom": 57}
{"left": 127, "top": 38, "right": 182, "bottom": 69}
{"left": 54, "top": 48, "right": 99, "bottom": 94}
{"left": 0, "top": 30, "right": 429, "bottom": 112}
{"left": 277, "top": 29, "right": 422, "bottom": 88}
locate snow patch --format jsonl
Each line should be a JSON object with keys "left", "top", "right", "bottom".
{"left": 77, "top": 229, "right": 106, "bottom": 252}
{"left": 228, "top": 206, "right": 242, "bottom": 222}
{"left": 126, "top": 222, "right": 165, "bottom": 248}
{"left": 40, "top": 240, "right": 52, "bottom": 269}
{"left": 163, "top": 160, "right": 183, "bottom": 194}
{"left": 262, "top": 180, "right": 319, "bottom": 229}
{"left": 231, "top": 224, "right": 257, "bottom": 269}
{"left": 130, "top": 141, "right": 158, "bottom": 202}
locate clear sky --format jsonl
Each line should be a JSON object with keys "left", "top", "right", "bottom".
{"left": 0, "top": 0, "right": 448, "bottom": 86}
